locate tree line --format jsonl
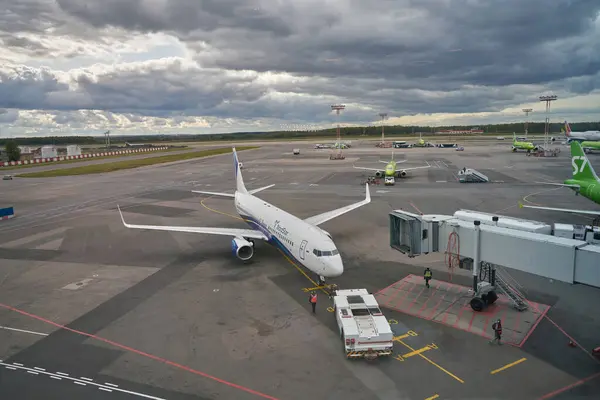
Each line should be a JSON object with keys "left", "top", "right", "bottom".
{"left": 1, "top": 121, "right": 599, "bottom": 147}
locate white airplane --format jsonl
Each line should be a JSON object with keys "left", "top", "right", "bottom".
{"left": 118, "top": 147, "right": 371, "bottom": 285}
{"left": 563, "top": 121, "right": 600, "bottom": 142}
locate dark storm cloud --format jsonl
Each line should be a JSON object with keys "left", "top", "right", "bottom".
{"left": 0, "top": 0, "right": 599, "bottom": 128}
{"left": 56, "top": 0, "right": 293, "bottom": 37}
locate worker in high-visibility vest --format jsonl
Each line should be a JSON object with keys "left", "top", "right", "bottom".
{"left": 490, "top": 319, "right": 503, "bottom": 345}
{"left": 424, "top": 268, "right": 432, "bottom": 288}
{"left": 309, "top": 292, "right": 317, "bottom": 313}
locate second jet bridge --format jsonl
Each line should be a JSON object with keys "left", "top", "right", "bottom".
{"left": 389, "top": 209, "right": 600, "bottom": 292}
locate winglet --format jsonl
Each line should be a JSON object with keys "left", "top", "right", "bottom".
{"left": 117, "top": 204, "right": 129, "bottom": 227}
{"left": 365, "top": 183, "right": 371, "bottom": 202}
{"left": 518, "top": 201, "right": 524, "bottom": 209}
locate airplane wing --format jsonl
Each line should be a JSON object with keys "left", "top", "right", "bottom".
{"left": 398, "top": 165, "right": 431, "bottom": 171}
{"left": 117, "top": 205, "right": 268, "bottom": 240}
{"left": 518, "top": 202, "right": 600, "bottom": 216}
{"left": 304, "top": 184, "right": 371, "bottom": 226}
{"left": 192, "top": 184, "right": 275, "bottom": 198}
{"left": 353, "top": 165, "right": 383, "bottom": 173}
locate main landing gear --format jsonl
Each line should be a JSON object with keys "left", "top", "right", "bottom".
{"left": 318, "top": 275, "right": 326, "bottom": 287}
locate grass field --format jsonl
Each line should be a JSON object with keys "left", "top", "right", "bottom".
{"left": 2, "top": 147, "right": 187, "bottom": 171}
{"left": 17, "top": 146, "right": 258, "bottom": 178}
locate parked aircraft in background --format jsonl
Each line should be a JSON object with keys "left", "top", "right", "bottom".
{"left": 353, "top": 152, "right": 430, "bottom": 178}
{"left": 562, "top": 121, "right": 600, "bottom": 143}
{"left": 512, "top": 133, "right": 538, "bottom": 152}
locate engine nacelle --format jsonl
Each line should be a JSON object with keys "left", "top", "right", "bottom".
{"left": 375, "top": 171, "right": 383, "bottom": 178}
{"left": 399, "top": 170, "right": 407, "bottom": 177}
{"left": 231, "top": 237, "right": 254, "bottom": 261}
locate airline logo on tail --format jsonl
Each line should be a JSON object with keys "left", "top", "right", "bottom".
{"left": 570, "top": 141, "right": 598, "bottom": 181}
{"left": 564, "top": 121, "right": 571, "bottom": 136}
{"left": 572, "top": 155, "right": 588, "bottom": 176}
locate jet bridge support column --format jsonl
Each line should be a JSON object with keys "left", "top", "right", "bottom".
{"left": 472, "top": 220, "right": 481, "bottom": 292}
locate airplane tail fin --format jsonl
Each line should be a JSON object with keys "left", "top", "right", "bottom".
{"left": 570, "top": 141, "right": 598, "bottom": 181}
{"left": 233, "top": 147, "right": 248, "bottom": 194}
{"left": 512, "top": 133, "right": 516, "bottom": 143}
{"left": 565, "top": 121, "right": 571, "bottom": 135}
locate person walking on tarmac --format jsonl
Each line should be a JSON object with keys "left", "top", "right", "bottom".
{"left": 490, "top": 319, "right": 503, "bottom": 345}
{"left": 424, "top": 268, "right": 432, "bottom": 288}
{"left": 309, "top": 291, "right": 317, "bottom": 314}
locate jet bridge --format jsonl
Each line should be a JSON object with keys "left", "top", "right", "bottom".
{"left": 389, "top": 210, "right": 600, "bottom": 305}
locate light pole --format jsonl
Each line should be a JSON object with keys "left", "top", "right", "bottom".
{"left": 539, "top": 95, "right": 557, "bottom": 151}
{"left": 379, "top": 113, "right": 387, "bottom": 145}
{"left": 331, "top": 105, "right": 345, "bottom": 159}
{"left": 522, "top": 108, "right": 533, "bottom": 138}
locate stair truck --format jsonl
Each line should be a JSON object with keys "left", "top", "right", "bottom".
{"left": 333, "top": 289, "right": 394, "bottom": 360}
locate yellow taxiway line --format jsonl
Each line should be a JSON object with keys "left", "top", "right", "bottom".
{"left": 490, "top": 358, "right": 527, "bottom": 375}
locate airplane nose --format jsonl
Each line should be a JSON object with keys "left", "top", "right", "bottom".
{"left": 325, "top": 255, "right": 344, "bottom": 277}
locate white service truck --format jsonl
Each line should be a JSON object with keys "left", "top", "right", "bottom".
{"left": 333, "top": 289, "right": 394, "bottom": 360}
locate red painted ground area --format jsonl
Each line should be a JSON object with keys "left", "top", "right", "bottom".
{"left": 375, "top": 274, "right": 551, "bottom": 347}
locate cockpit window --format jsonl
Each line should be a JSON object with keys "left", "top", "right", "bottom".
{"left": 313, "top": 249, "right": 339, "bottom": 257}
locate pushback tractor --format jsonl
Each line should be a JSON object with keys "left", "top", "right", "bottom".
{"left": 333, "top": 289, "right": 394, "bottom": 360}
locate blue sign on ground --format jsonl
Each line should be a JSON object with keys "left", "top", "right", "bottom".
{"left": 0, "top": 206, "right": 15, "bottom": 217}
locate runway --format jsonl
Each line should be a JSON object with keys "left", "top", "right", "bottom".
{"left": 1, "top": 142, "right": 599, "bottom": 399}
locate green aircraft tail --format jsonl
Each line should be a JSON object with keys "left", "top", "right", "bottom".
{"left": 570, "top": 141, "right": 599, "bottom": 181}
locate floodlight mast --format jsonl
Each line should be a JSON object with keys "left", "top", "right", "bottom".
{"left": 379, "top": 113, "right": 388, "bottom": 144}
{"left": 522, "top": 108, "right": 533, "bottom": 138}
{"left": 539, "top": 95, "right": 557, "bottom": 150}
{"left": 104, "top": 130, "right": 111, "bottom": 149}
{"left": 331, "top": 104, "right": 345, "bottom": 157}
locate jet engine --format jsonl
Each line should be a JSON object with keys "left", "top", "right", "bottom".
{"left": 375, "top": 171, "right": 384, "bottom": 178}
{"left": 231, "top": 237, "right": 254, "bottom": 261}
{"left": 398, "top": 170, "right": 407, "bottom": 177}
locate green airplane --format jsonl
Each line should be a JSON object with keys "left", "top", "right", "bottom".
{"left": 512, "top": 133, "right": 538, "bottom": 152}
{"left": 519, "top": 141, "right": 600, "bottom": 215}
{"left": 581, "top": 141, "right": 600, "bottom": 154}
{"left": 353, "top": 152, "right": 430, "bottom": 178}
{"left": 412, "top": 133, "right": 433, "bottom": 147}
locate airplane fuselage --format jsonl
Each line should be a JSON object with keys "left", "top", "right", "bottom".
{"left": 567, "top": 131, "right": 600, "bottom": 142}
{"left": 233, "top": 191, "right": 344, "bottom": 278}
{"left": 384, "top": 161, "right": 397, "bottom": 176}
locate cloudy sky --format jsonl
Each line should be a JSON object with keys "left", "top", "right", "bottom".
{"left": 1, "top": 0, "right": 599, "bottom": 137}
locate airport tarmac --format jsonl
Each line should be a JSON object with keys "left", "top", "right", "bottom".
{"left": 1, "top": 143, "right": 599, "bottom": 400}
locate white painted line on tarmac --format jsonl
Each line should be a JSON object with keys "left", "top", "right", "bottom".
{"left": 0, "top": 326, "right": 48, "bottom": 337}
{"left": 0, "top": 361, "right": 165, "bottom": 399}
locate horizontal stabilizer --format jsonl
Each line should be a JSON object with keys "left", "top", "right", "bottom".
{"left": 192, "top": 190, "right": 234, "bottom": 197}
{"left": 117, "top": 205, "right": 267, "bottom": 240}
{"left": 192, "top": 184, "right": 275, "bottom": 198}
{"left": 533, "top": 181, "right": 580, "bottom": 189}
{"left": 518, "top": 202, "right": 600, "bottom": 216}
{"left": 249, "top": 184, "right": 275, "bottom": 194}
